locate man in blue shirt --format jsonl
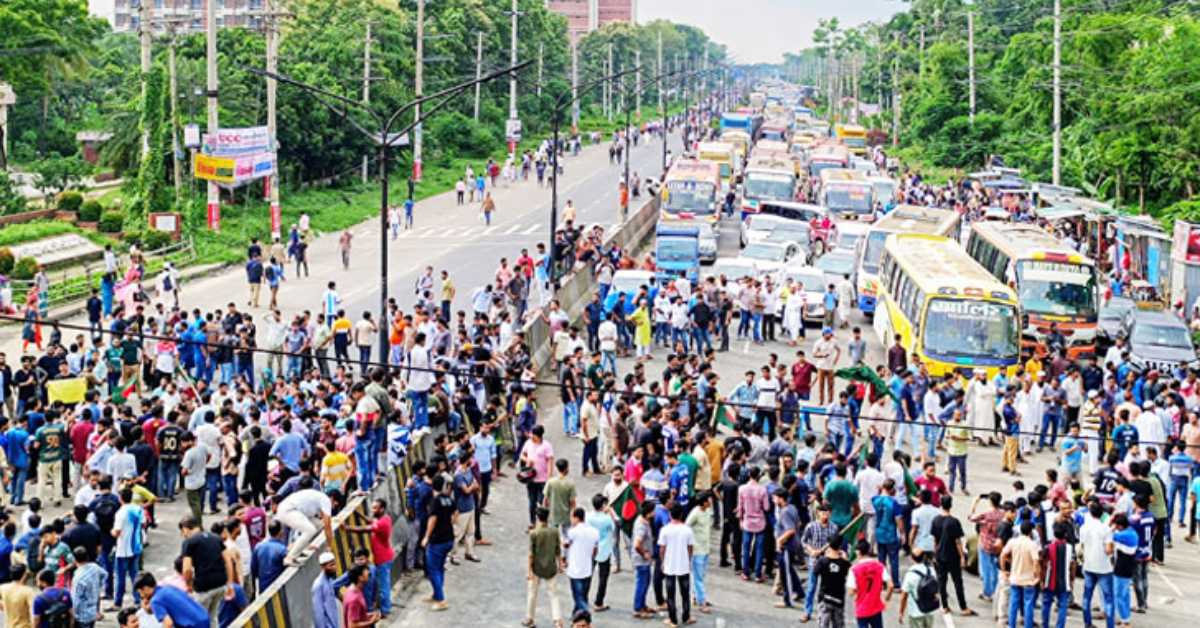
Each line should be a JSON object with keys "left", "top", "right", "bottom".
{"left": 136, "top": 572, "right": 210, "bottom": 628}
{"left": 250, "top": 520, "right": 288, "bottom": 593}
{"left": 0, "top": 522, "right": 13, "bottom": 582}
{"left": 469, "top": 423, "right": 497, "bottom": 543}
{"left": 5, "top": 415, "right": 29, "bottom": 505}
{"left": 666, "top": 450, "right": 691, "bottom": 509}
{"left": 268, "top": 420, "right": 309, "bottom": 477}
{"left": 897, "top": 370, "right": 921, "bottom": 455}
{"left": 311, "top": 552, "right": 340, "bottom": 628}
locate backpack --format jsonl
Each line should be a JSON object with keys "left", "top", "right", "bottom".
{"left": 914, "top": 564, "right": 941, "bottom": 614}
{"left": 91, "top": 493, "right": 120, "bottom": 534}
{"left": 40, "top": 591, "right": 72, "bottom": 628}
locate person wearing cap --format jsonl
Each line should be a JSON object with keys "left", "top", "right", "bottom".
{"left": 312, "top": 551, "right": 341, "bottom": 628}
{"left": 812, "top": 327, "right": 841, "bottom": 406}
{"left": 1079, "top": 389, "right": 1104, "bottom": 475}
{"left": 1001, "top": 391, "right": 1022, "bottom": 475}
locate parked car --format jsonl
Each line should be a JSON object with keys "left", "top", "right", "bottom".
{"left": 699, "top": 229, "right": 719, "bottom": 263}
{"left": 1120, "top": 307, "right": 1199, "bottom": 372}
{"left": 707, "top": 257, "right": 758, "bottom": 284}
{"left": 756, "top": 200, "right": 835, "bottom": 255}
{"left": 603, "top": 269, "right": 657, "bottom": 315}
{"left": 781, "top": 265, "right": 830, "bottom": 324}
{"left": 1097, "top": 296, "right": 1134, "bottom": 350}
{"left": 762, "top": 223, "right": 813, "bottom": 262}
{"left": 740, "top": 214, "right": 794, "bottom": 248}
{"left": 832, "top": 221, "right": 869, "bottom": 254}
{"left": 814, "top": 249, "right": 856, "bottom": 286}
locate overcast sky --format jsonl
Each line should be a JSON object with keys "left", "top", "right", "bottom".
{"left": 638, "top": 0, "right": 904, "bottom": 64}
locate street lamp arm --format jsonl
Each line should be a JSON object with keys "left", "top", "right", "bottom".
{"left": 553, "top": 65, "right": 640, "bottom": 115}
{"left": 234, "top": 62, "right": 380, "bottom": 125}
{"left": 388, "top": 90, "right": 467, "bottom": 146}
{"left": 384, "top": 59, "right": 533, "bottom": 132}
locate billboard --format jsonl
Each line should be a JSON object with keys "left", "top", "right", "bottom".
{"left": 194, "top": 152, "right": 274, "bottom": 185}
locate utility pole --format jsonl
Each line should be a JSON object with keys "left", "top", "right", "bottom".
{"left": 473, "top": 31, "right": 484, "bottom": 121}
{"left": 507, "top": 0, "right": 519, "bottom": 126}
{"left": 413, "top": 0, "right": 424, "bottom": 181}
{"left": 657, "top": 31, "right": 663, "bottom": 116}
{"left": 165, "top": 21, "right": 182, "bottom": 205}
{"left": 537, "top": 42, "right": 544, "bottom": 97}
{"left": 205, "top": 0, "right": 220, "bottom": 230}
{"left": 139, "top": 0, "right": 152, "bottom": 158}
{"left": 361, "top": 21, "right": 372, "bottom": 184}
{"left": 892, "top": 33, "right": 900, "bottom": 147}
{"left": 1052, "top": 0, "right": 1062, "bottom": 185}
{"left": 968, "top": 11, "right": 976, "bottom": 125}
{"left": 571, "top": 39, "right": 579, "bottom": 128}
{"left": 918, "top": 25, "right": 926, "bottom": 78}
{"left": 607, "top": 43, "right": 614, "bottom": 121}
{"left": 617, "top": 63, "right": 625, "bottom": 118}
{"left": 635, "top": 50, "right": 642, "bottom": 121}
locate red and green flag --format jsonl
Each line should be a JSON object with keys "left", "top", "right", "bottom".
{"left": 611, "top": 483, "right": 645, "bottom": 536}
{"left": 711, "top": 402, "right": 738, "bottom": 436}
{"left": 835, "top": 365, "right": 895, "bottom": 400}
{"left": 840, "top": 513, "right": 868, "bottom": 560}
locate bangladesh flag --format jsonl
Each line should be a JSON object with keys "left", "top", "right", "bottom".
{"left": 835, "top": 365, "right": 895, "bottom": 400}
{"left": 711, "top": 402, "right": 738, "bottom": 436}
{"left": 902, "top": 466, "right": 919, "bottom": 501}
{"left": 611, "top": 483, "right": 645, "bottom": 536}
{"left": 840, "top": 513, "right": 867, "bottom": 560}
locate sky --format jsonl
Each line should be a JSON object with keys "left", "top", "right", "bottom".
{"left": 638, "top": 0, "right": 904, "bottom": 64}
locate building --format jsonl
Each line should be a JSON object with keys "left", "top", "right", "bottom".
{"left": 89, "top": 0, "right": 265, "bottom": 33}
{"left": 546, "top": 0, "right": 636, "bottom": 42}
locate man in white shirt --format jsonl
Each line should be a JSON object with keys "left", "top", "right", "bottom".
{"left": 1103, "top": 337, "right": 1125, "bottom": 369}
{"left": 1077, "top": 501, "right": 1115, "bottom": 628}
{"left": 755, "top": 366, "right": 781, "bottom": 440}
{"left": 854, "top": 460, "right": 885, "bottom": 543}
{"left": 597, "top": 318, "right": 618, "bottom": 373}
{"left": 922, "top": 380, "right": 944, "bottom": 464}
{"left": 657, "top": 503, "right": 695, "bottom": 626}
{"left": 564, "top": 507, "right": 600, "bottom": 615}
{"left": 407, "top": 332, "right": 434, "bottom": 428}
{"left": 812, "top": 328, "right": 841, "bottom": 405}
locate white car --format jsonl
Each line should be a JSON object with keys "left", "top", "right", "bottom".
{"left": 815, "top": 249, "right": 857, "bottom": 287}
{"left": 737, "top": 241, "right": 798, "bottom": 276}
{"left": 740, "top": 214, "right": 795, "bottom": 248}
{"left": 832, "top": 221, "right": 869, "bottom": 254}
{"left": 781, "top": 265, "right": 829, "bottom": 323}
{"left": 707, "top": 257, "right": 759, "bottom": 286}
{"left": 868, "top": 175, "right": 897, "bottom": 206}
{"left": 699, "top": 229, "right": 719, "bottom": 263}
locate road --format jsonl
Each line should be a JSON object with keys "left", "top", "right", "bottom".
{"left": 389, "top": 218, "right": 1200, "bottom": 628}
{"left": 0, "top": 127, "right": 684, "bottom": 628}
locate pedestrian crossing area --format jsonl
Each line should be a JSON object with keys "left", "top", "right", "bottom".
{"left": 391, "top": 221, "right": 618, "bottom": 240}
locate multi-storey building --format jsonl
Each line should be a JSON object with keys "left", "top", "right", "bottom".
{"left": 90, "top": 0, "right": 265, "bottom": 33}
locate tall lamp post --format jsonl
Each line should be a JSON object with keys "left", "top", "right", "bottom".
{"left": 240, "top": 60, "right": 531, "bottom": 359}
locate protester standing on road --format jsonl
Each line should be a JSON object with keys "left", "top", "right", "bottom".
{"left": 422, "top": 474, "right": 456, "bottom": 612}
{"left": 564, "top": 507, "right": 599, "bottom": 615}
{"left": 524, "top": 506, "right": 562, "bottom": 627}
{"left": 658, "top": 503, "right": 694, "bottom": 628}
{"left": 482, "top": 192, "right": 496, "bottom": 226}
{"left": 339, "top": 229, "right": 353, "bottom": 270}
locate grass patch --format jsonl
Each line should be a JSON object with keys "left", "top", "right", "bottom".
{"left": 892, "top": 146, "right": 962, "bottom": 186}
{"left": 0, "top": 221, "right": 118, "bottom": 249}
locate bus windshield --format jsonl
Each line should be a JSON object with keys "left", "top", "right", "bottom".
{"left": 658, "top": 238, "right": 697, "bottom": 263}
{"left": 922, "top": 299, "right": 1019, "bottom": 360}
{"left": 809, "top": 161, "right": 844, "bottom": 178}
{"left": 1015, "top": 260, "right": 1097, "bottom": 319}
{"left": 860, "top": 231, "right": 888, "bottom": 274}
{"left": 843, "top": 136, "right": 866, "bottom": 148}
{"left": 664, "top": 181, "right": 716, "bottom": 215}
{"left": 824, "top": 185, "right": 873, "bottom": 214}
{"left": 744, "top": 174, "right": 795, "bottom": 200}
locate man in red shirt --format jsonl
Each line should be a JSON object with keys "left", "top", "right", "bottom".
{"left": 847, "top": 540, "right": 892, "bottom": 628}
{"left": 69, "top": 407, "right": 95, "bottom": 489}
{"left": 914, "top": 461, "right": 949, "bottom": 507}
{"left": 342, "top": 564, "right": 380, "bottom": 628}
{"left": 791, "top": 350, "right": 816, "bottom": 401}
{"left": 346, "top": 498, "right": 396, "bottom": 617}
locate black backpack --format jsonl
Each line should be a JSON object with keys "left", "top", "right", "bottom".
{"left": 91, "top": 493, "right": 120, "bottom": 534}
{"left": 914, "top": 564, "right": 941, "bottom": 614}
{"left": 40, "top": 591, "right": 72, "bottom": 628}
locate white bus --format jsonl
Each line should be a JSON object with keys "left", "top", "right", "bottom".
{"left": 856, "top": 205, "right": 961, "bottom": 316}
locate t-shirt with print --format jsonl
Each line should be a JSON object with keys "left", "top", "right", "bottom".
{"left": 113, "top": 503, "right": 145, "bottom": 558}
{"left": 815, "top": 555, "right": 851, "bottom": 606}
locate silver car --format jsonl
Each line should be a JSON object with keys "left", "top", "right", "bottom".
{"left": 740, "top": 214, "right": 796, "bottom": 248}
{"left": 781, "top": 265, "right": 829, "bottom": 323}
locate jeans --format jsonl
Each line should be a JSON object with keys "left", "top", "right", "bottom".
{"left": 425, "top": 540, "right": 452, "bottom": 601}
{"left": 895, "top": 419, "right": 921, "bottom": 455}
{"left": 581, "top": 438, "right": 600, "bottom": 475}
{"left": 219, "top": 361, "right": 235, "bottom": 385}
{"left": 562, "top": 400, "right": 579, "bottom": 435}
{"left": 601, "top": 350, "right": 617, "bottom": 374}
{"left": 373, "top": 559, "right": 393, "bottom": 614}
{"left": 98, "top": 543, "right": 114, "bottom": 597}
{"left": 1082, "top": 571, "right": 1115, "bottom": 628}
{"left": 223, "top": 473, "right": 238, "bottom": 508}
{"left": 1171, "top": 475, "right": 1190, "bottom": 523}
{"left": 1114, "top": 575, "right": 1132, "bottom": 622}
{"left": 357, "top": 345, "right": 371, "bottom": 374}
{"left": 924, "top": 423, "right": 942, "bottom": 460}
{"left": 671, "top": 327, "right": 690, "bottom": 351}
{"left": 856, "top": 614, "right": 884, "bottom": 628}
{"left": 948, "top": 455, "right": 967, "bottom": 492}
{"left": 569, "top": 576, "right": 591, "bottom": 614}
{"left": 752, "top": 312, "right": 763, "bottom": 342}
{"left": 691, "top": 554, "right": 709, "bottom": 605}
{"left": 1039, "top": 411, "right": 1062, "bottom": 448}
{"left": 804, "top": 562, "right": 819, "bottom": 615}
{"left": 1133, "top": 560, "right": 1148, "bottom": 609}
{"left": 692, "top": 327, "right": 712, "bottom": 353}
{"left": 877, "top": 541, "right": 901, "bottom": 586}
{"left": 1008, "top": 584, "right": 1036, "bottom": 628}
{"left": 664, "top": 574, "right": 691, "bottom": 625}
{"left": 979, "top": 551, "right": 999, "bottom": 598}
{"left": 1041, "top": 588, "right": 1069, "bottom": 628}
{"left": 410, "top": 390, "right": 429, "bottom": 428}
{"left": 526, "top": 482, "right": 545, "bottom": 525}
{"left": 9, "top": 466, "right": 26, "bottom": 504}
{"left": 114, "top": 554, "right": 140, "bottom": 606}
{"left": 593, "top": 559, "right": 610, "bottom": 606}
{"left": 205, "top": 468, "right": 221, "bottom": 511}
{"left": 356, "top": 440, "right": 376, "bottom": 492}
{"left": 634, "top": 565, "right": 651, "bottom": 611}
{"left": 740, "top": 530, "right": 764, "bottom": 579}
{"left": 777, "top": 548, "right": 803, "bottom": 607}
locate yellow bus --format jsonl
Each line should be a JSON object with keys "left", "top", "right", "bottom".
{"left": 873, "top": 233, "right": 1021, "bottom": 378}
{"left": 807, "top": 143, "right": 850, "bottom": 178}
{"left": 720, "top": 130, "right": 751, "bottom": 162}
{"left": 855, "top": 205, "right": 961, "bottom": 316}
{"left": 835, "top": 123, "right": 869, "bottom": 155}
{"left": 697, "top": 141, "right": 737, "bottom": 190}
{"left": 661, "top": 159, "right": 721, "bottom": 229}
{"left": 965, "top": 222, "right": 1099, "bottom": 358}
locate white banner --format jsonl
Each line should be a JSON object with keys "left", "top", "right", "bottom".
{"left": 202, "top": 126, "right": 271, "bottom": 155}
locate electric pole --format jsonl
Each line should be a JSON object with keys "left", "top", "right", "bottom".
{"left": 919, "top": 25, "right": 926, "bottom": 77}
{"left": 657, "top": 31, "right": 663, "bottom": 115}
{"left": 362, "top": 20, "right": 372, "bottom": 184}
{"left": 139, "top": 0, "right": 152, "bottom": 159}
{"left": 571, "top": 39, "right": 579, "bottom": 129}
{"left": 607, "top": 43, "right": 614, "bottom": 121}
{"left": 537, "top": 42, "right": 544, "bottom": 97}
{"left": 473, "top": 31, "right": 483, "bottom": 121}
{"left": 413, "top": 0, "right": 424, "bottom": 181}
{"left": 164, "top": 20, "right": 183, "bottom": 205}
{"left": 1052, "top": 0, "right": 1062, "bottom": 185}
{"left": 507, "top": 0, "right": 519, "bottom": 128}
{"left": 968, "top": 10, "right": 976, "bottom": 125}
{"left": 892, "top": 33, "right": 900, "bottom": 147}
{"left": 205, "top": 0, "right": 220, "bottom": 230}
{"left": 635, "top": 50, "right": 641, "bottom": 121}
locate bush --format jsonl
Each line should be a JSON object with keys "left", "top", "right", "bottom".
{"left": 11, "top": 257, "right": 38, "bottom": 280}
{"left": 57, "top": 191, "right": 84, "bottom": 212}
{"left": 99, "top": 210, "right": 124, "bottom": 233}
{"left": 142, "top": 230, "right": 172, "bottom": 251}
{"left": 0, "top": 247, "right": 13, "bottom": 275}
{"left": 78, "top": 200, "right": 102, "bottom": 222}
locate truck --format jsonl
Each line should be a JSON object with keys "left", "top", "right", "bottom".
{"left": 656, "top": 225, "right": 702, "bottom": 284}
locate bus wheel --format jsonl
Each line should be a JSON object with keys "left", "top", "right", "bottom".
{"left": 813, "top": 239, "right": 826, "bottom": 257}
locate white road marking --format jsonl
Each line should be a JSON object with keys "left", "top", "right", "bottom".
{"left": 942, "top": 611, "right": 957, "bottom": 628}
{"left": 503, "top": 224, "right": 522, "bottom": 234}
{"left": 1152, "top": 563, "right": 1183, "bottom": 597}
{"left": 523, "top": 224, "right": 541, "bottom": 235}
